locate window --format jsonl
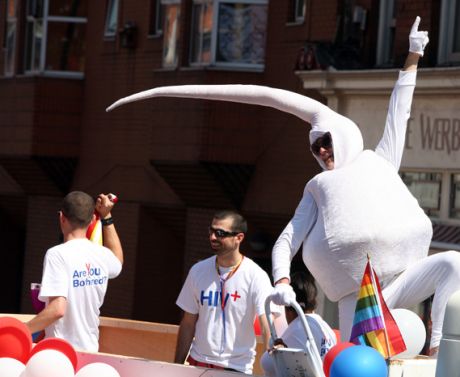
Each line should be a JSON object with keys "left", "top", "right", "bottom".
{"left": 450, "top": 173, "right": 460, "bottom": 219}
{"left": 149, "top": 0, "right": 163, "bottom": 36}
{"left": 376, "top": 0, "right": 395, "bottom": 67}
{"left": 190, "top": 0, "right": 212, "bottom": 64}
{"left": 104, "top": 0, "right": 119, "bottom": 38}
{"left": 400, "top": 172, "right": 442, "bottom": 218}
{"left": 190, "top": 0, "right": 268, "bottom": 69}
{"left": 438, "top": 0, "right": 460, "bottom": 64}
{"left": 25, "top": 0, "right": 87, "bottom": 77}
{"left": 287, "top": 0, "right": 305, "bottom": 24}
{"left": 453, "top": 1, "right": 460, "bottom": 56}
{"left": 4, "top": 0, "right": 17, "bottom": 76}
{"left": 162, "top": 0, "right": 181, "bottom": 68}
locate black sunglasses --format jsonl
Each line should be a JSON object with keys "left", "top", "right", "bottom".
{"left": 311, "top": 132, "right": 332, "bottom": 155}
{"left": 208, "top": 226, "right": 240, "bottom": 238}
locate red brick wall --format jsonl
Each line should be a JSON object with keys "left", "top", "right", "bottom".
{"left": 0, "top": 78, "right": 82, "bottom": 157}
{"left": 21, "top": 196, "right": 62, "bottom": 313}
{"left": 0, "top": 0, "right": 443, "bottom": 324}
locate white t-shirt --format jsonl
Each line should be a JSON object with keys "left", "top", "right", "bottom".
{"left": 260, "top": 313, "right": 337, "bottom": 377}
{"left": 176, "top": 255, "right": 273, "bottom": 373}
{"left": 39, "top": 238, "right": 122, "bottom": 352}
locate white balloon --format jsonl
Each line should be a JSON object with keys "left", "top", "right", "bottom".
{"left": 391, "top": 308, "right": 426, "bottom": 358}
{"left": 22, "top": 349, "right": 74, "bottom": 377}
{"left": 0, "top": 357, "right": 25, "bottom": 377}
{"left": 75, "top": 362, "right": 120, "bottom": 377}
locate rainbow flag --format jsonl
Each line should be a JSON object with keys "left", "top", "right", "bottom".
{"left": 349, "top": 260, "right": 406, "bottom": 358}
{"left": 86, "top": 212, "right": 103, "bottom": 245}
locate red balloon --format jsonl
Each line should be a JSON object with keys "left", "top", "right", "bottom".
{"left": 323, "top": 342, "right": 355, "bottom": 377}
{"left": 253, "top": 317, "right": 261, "bottom": 336}
{"left": 333, "top": 328, "right": 341, "bottom": 342}
{"left": 0, "top": 317, "right": 32, "bottom": 363}
{"left": 29, "top": 337, "right": 78, "bottom": 372}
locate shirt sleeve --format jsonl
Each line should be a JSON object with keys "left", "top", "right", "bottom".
{"left": 176, "top": 268, "right": 200, "bottom": 315}
{"left": 101, "top": 246, "right": 122, "bottom": 278}
{"left": 272, "top": 188, "right": 318, "bottom": 283}
{"left": 252, "top": 269, "right": 275, "bottom": 317}
{"left": 375, "top": 70, "right": 417, "bottom": 170}
{"left": 38, "top": 249, "right": 69, "bottom": 301}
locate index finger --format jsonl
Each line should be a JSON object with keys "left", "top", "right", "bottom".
{"left": 411, "top": 16, "right": 420, "bottom": 34}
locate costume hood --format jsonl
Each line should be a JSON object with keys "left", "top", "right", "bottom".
{"left": 107, "top": 85, "right": 363, "bottom": 169}
{"left": 309, "top": 112, "right": 363, "bottom": 170}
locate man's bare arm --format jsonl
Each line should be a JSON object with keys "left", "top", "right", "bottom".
{"left": 174, "top": 311, "right": 198, "bottom": 364}
{"left": 26, "top": 296, "right": 67, "bottom": 334}
{"left": 97, "top": 193, "right": 124, "bottom": 264}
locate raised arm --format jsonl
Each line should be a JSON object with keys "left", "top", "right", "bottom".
{"left": 375, "top": 16, "right": 429, "bottom": 169}
{"left": 96, "top": 193, "right": 124, "bottom": 265}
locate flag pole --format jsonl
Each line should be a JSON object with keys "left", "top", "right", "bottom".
{"left": 367, "top": 253, "right": 392, "bottom": 359}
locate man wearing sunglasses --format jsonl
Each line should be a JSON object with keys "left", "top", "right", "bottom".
{"left": 174, "top": 210, "right": 274, "bottom": 373}
{"left": 310, "top": 132, "right": 334, "bottom": 170}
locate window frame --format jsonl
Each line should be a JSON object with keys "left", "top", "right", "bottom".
{"left": 4, "top": 0, "right": 18, "bottom": 76}
{"left": 189, "top": 0, "right": 212, "bottom": 66}
{"left": 161, "top": 0, "right": 181, "bottom": 68}
{"left": 400, "top": 171, "right": 443, "bottom": 218}
{"left": 450, "top": 173, "right": 460, "bottom": 219}
{"left": 148, "top": 0, "right": 163, "bottom": 37}
{"left": 286, "top": 0, "right": 305, "bottom": 24}
{"left": 24, "top": 0, "right": 87, "bottom": 78}
{"left": 376, "top": 0, "right": 395, "bottom": 67}
{"left": 104, "top": 0, "right": 120, "bottom": 39}
{"left": 438, "top": 0, "right": 460, "bottom": 64}
{"left": 189, "top": 0, "right": 268, "bottom": 70}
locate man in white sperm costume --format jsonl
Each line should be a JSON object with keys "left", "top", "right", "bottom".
{"left": 107, "top": 17, "right": 460, "bottom": 355}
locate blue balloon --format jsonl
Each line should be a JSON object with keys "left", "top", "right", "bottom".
{"left": 330, "top": 345, "right": 388, "bottom": 377}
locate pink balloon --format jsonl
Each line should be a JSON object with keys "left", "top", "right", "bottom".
{"left": 75, "top": 362, "right": 120, "bottom": 377}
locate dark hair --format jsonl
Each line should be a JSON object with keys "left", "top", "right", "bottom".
{"left": 61, "top": 191, "right": 95, "bottom": 229}
{"left": 288, "top": 271, "right": 317, "bottom": 312}
{"left": 213, "top": 210, "right": 247, "bottom": 234}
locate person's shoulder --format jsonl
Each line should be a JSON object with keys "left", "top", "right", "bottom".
{"left": 43, "top": 242, "right": 74, "bottom": 264}
{"left": 306, "top": 313, "right": 334, "bottom": 332}
{"left": 45, "top": 241, "right": 70, "bottom": 256}
{"left": 189, "top": 255, "right": 215, "bottom": 272}
{"left": 241, "top": 256, "right": 270, "bottom": 277}
{"left": 242, "top": 256, "right": 262, "bottom": 268}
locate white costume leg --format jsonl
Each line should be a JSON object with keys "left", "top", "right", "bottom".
{"left": 382, "top": 251, "right": 460, "bottom": 349}
{"left": 338, "top": 292, "right": 357, "bottom": 342}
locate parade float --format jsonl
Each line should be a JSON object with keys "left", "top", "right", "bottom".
{"left": 0, "top": 312, "right": 441, "bottom": 377}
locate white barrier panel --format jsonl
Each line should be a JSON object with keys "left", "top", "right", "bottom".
{"left": 77, "top": 351, "right": 242, "bottom": 377}
{"left": 389, "top": 358, "right": 437, "bottom": 377}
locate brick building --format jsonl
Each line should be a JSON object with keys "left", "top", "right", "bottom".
{"left": 0, "top": 0, "right": 459, "bottom": 327}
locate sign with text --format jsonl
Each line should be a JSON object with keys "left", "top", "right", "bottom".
{"left": 351, "top": 97, "right": 460, "bottom": 169}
